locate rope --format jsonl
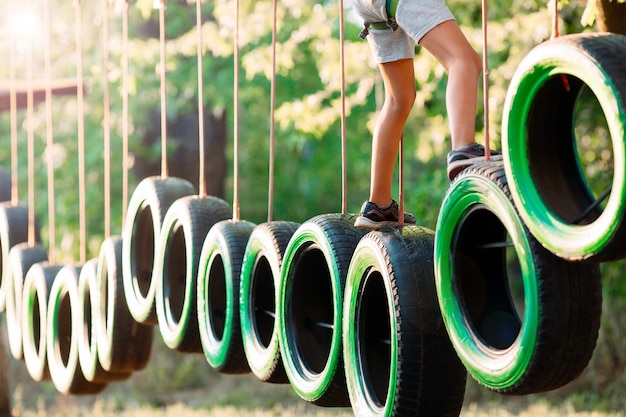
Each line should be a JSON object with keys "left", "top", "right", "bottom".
{"left": 232, "top": 0, "right": 240, "bottom": 221}
{"left": 551, "top": 0, "right": 559, "bottom": 39}
{"left": 339, "top": 0, "right": 348, "bottom": 214}
{"left": 481, "top": 0, "right": 491, "bottom": 159}
{"left": 75, "top": 0, "right": 87, "bottom": 263}
{"left": 196, "top": 0, "right": 206, "bottom": 198}
{"left": 267, "top": 0, "right": 278, "bottom": 222}
{"left": 9, "top": 28, "right": 18, "bottom": 207}
{"left": 26, "top": 3, "right": 35, "bottom": 247}
{"left": 103, "top": 0, "right": 112, "bottom": 239}
{"left": 398, "top": 135, "right": 405, "bottom": 226}
{"left": 158, "top": 0, "right": 169, "bottom": 178}
{"left": 44, "top": 0, "right": 57, "bottom": 263}
{"left": 122, "top": 0, "right": 129, "bottom": 225}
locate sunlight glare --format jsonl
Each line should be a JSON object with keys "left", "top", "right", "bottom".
{"left": 7, "top": 5, "right": 40, "bottom": 43}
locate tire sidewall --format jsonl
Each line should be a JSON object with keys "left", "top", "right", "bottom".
{"left": 503, "top": 34, "right": 626, "bottom": 260}
{"left": 435, "top": 173, "right": 539, "bottom": 390}
{"left": 343, "top": 236, "right": 397, "bottom": 416}
{"left": 277, "top": 218, "right": 346, "bottom": 401}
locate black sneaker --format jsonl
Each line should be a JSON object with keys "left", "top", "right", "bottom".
{"left": 447, "top": 143, "right": 502, "bottom": 180}
{"left": 355, "top": 200, "right": 416, "bottom": 230}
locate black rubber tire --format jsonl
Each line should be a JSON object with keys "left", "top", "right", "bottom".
{"left": 155, "top": 195, "right": 231, "bottom": 353}
{"left": 78, "top": 259, "right": 132, "bottom": 383}
{"left": 239, "top": 221, "right": 300, "bottom": 383}
{"left": 5, "top": 243, "right": 48, "bottom": 361}
{"left": 47, "top": 264, "right": 108, "bottom": 395}
{"left": 22, "top": 262, "right": 62, "bottom": 382}
{"left": 0, "top": 203, "right": 41, "bottom": 313}
{"left": 503, "top": 33, "right": 626, "bottom": 262}
{"left": 97, "top": 236, "right": 154, "bottom": 373}
{"left": 0, "top": 320, "right": 9, "bottom": 416}
{"left": 122, "top": 176, "right": 196, "bottom": 325}
{"left": 277, "top": 213, "right": 367, "bottom": 407}
{"left": 344, "top": 226, "right": 467, "bottom": 417}
{"left": 435, "top": 161, "right": 602, "bottom": 394}
{"left": 197, "top": 219, "right": 255, "bottom": 374}
{"left": 0, "top": 168, "right": 11, "bottom": 204}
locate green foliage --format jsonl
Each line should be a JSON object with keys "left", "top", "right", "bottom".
{"left": 0, "top": 0, "right": 594, "bottom": 249}
{"left": 581, "top": 0, "right": 626, "bottom": 27}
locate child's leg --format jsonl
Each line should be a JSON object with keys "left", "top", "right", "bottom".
{"left": 368, "top": 58, "right": 416, "bottom": 207}
{"left": 419, "top": 20, "right": 482, "bottom": 150}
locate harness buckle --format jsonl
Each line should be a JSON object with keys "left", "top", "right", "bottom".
{"left": 359, "top": 22, "right": 371, "bottom": 39}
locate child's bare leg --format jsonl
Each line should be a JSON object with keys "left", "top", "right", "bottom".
{"left": 368, "top": 58, "right": 416, "bottom": 207}
{"left": 419, "top": 20, "right": 482, "bottom": 150}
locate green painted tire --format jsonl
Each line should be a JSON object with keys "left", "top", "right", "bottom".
{"left": 344, "top": 226, "right": 466, "bottom": 417}
{"left": 47, "top": 265, "right": 108, "bottom": 395}
{"left": 278, "top": 213, "right": 367, "bottom": 407}
{"left": 97, "top": 237, "right": 153, "bottom": 373}
{"left": 0, "top": 203, "right": 41, "bottom": 313}
{"left": 435, "top": 161, "right": 602, "bottom": 394}
{"left": 198, "top": 219, "right": 255, "bottom": 373}
{"left": 122, "top": 176, "right": 196, "bottom": 325}
{"left": 155, "top": 196, "right": 231, "bottom": 353}
{"left": 5, "top": 243, "right": 48, "bottom": 361}
{"left": 239, "top": 221, "right": 300, "bottom": 383}
{"left": 22, "top": 262, "right": 62, "bottom": 382}
{"left": 78, "top": 259, "right": 132, "bottom": 383}
{"left": 503, "top": 33, "right": 626, "bottom": 261}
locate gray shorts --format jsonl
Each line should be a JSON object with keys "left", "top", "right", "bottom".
{"left": 352, "top": 0, "right": 455, "bottom": 63}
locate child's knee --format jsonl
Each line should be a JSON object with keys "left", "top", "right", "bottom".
{"left": 389, "top": 91, "right": 416, "bottom": 116}
{"left": 465, "top": 50, "right": 482, "bottom": 79}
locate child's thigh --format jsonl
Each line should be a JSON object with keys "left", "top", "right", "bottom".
{"left": 395, "top": 0, "right": 455, "bottom": 43}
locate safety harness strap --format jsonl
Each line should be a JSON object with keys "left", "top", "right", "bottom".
{"left": 359, "top": 0, "right": 399, "bottom": 39}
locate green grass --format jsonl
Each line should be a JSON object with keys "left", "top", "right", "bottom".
{"left": 5, "top": 330, "right": 626, "bottom": 417}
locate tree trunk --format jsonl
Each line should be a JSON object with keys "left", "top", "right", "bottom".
{"left": 595, "top": 0, "right": 626, "bottom": 35}
{"left": 0, "top": 325, "right": 11, "bottom": 417}
{"left": 134, "top": 107, "right": 227, "bottom": 198}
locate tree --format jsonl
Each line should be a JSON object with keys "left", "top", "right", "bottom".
{"left": 583, "top": 0, "right": 626, "bottom": 34}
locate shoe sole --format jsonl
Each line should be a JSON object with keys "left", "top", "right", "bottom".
{"left": 448, "top": 155, "right": 503, "bottom": 181}
{"left": 354, "top": 217, "right": 417, "bottom": 230}
{"left": 354, "top": 217, "right": 400, "bottom": 230}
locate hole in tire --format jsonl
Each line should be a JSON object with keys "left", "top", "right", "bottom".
{"left": 528, "top": 75, "right": 612, "bottom": 225}
{"left": 357, "top": 270, "right": 391, "bottom": 407}
{"left": 164, "top": 224, "right": 187, "bottom": 324}
{"left": 289, "top": 244, "right": 333, "bottom": 375}
{"left": 453, "top": 206, "right": 524, "bottom": 351}
{"left": 82, "top": 283, "right": 93, "bottom": 354}
{"left": 58, "top": 289, "right": 73, "bottom": 366}
{"left": 33, "top": 289, "right": 42, "bottom": 353}
{"left": 251, "top": 255, "right": 275, "bottom": 348}
{"left": 132, "top": 205, "right": 155, "bottom": 298}
{"left": 208, "top": 254, "right": 227, "bottom": 341}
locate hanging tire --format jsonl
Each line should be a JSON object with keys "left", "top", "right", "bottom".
{"left": 239, "top": 221, "right": 300, "bottom": 383}
{"left": 502, "top": 33, "right": 626, "bottom": 262}
{"left": 22, "top": 262, "right": 62, "bottom": 382}
{"left": 0, "top": 203, "right": 41, "bottom": 313}
{"left": 5, "top": 243, "right": 48, "bottom": 361}
{"left": 197, "top": 219, "right": 255, "bottom": 374}
{"left": 97, "top": 236, "right": 154, "bottom": 373}
{"left": 155, "top": 195, "right": 231, "bottom": 353}
{"left": 0, "top": 168, "right": 11, "bottom": 203}
{"left": 344, "top": 226, "right": 467, "bottom": 417}
{"left": 278, "top": 213, "right": 367, "bottom": 407}
{"left": 47, "top": 264, "right": 108, "bottom": 395}
{"left": 122, "top": 176, "right": 196, "bottom": 325}
{"left": 78, "top": 258, "right": 132, "bottom": 383}
{"left": 434, "top": 161, "right": 602, "bottom": 394}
